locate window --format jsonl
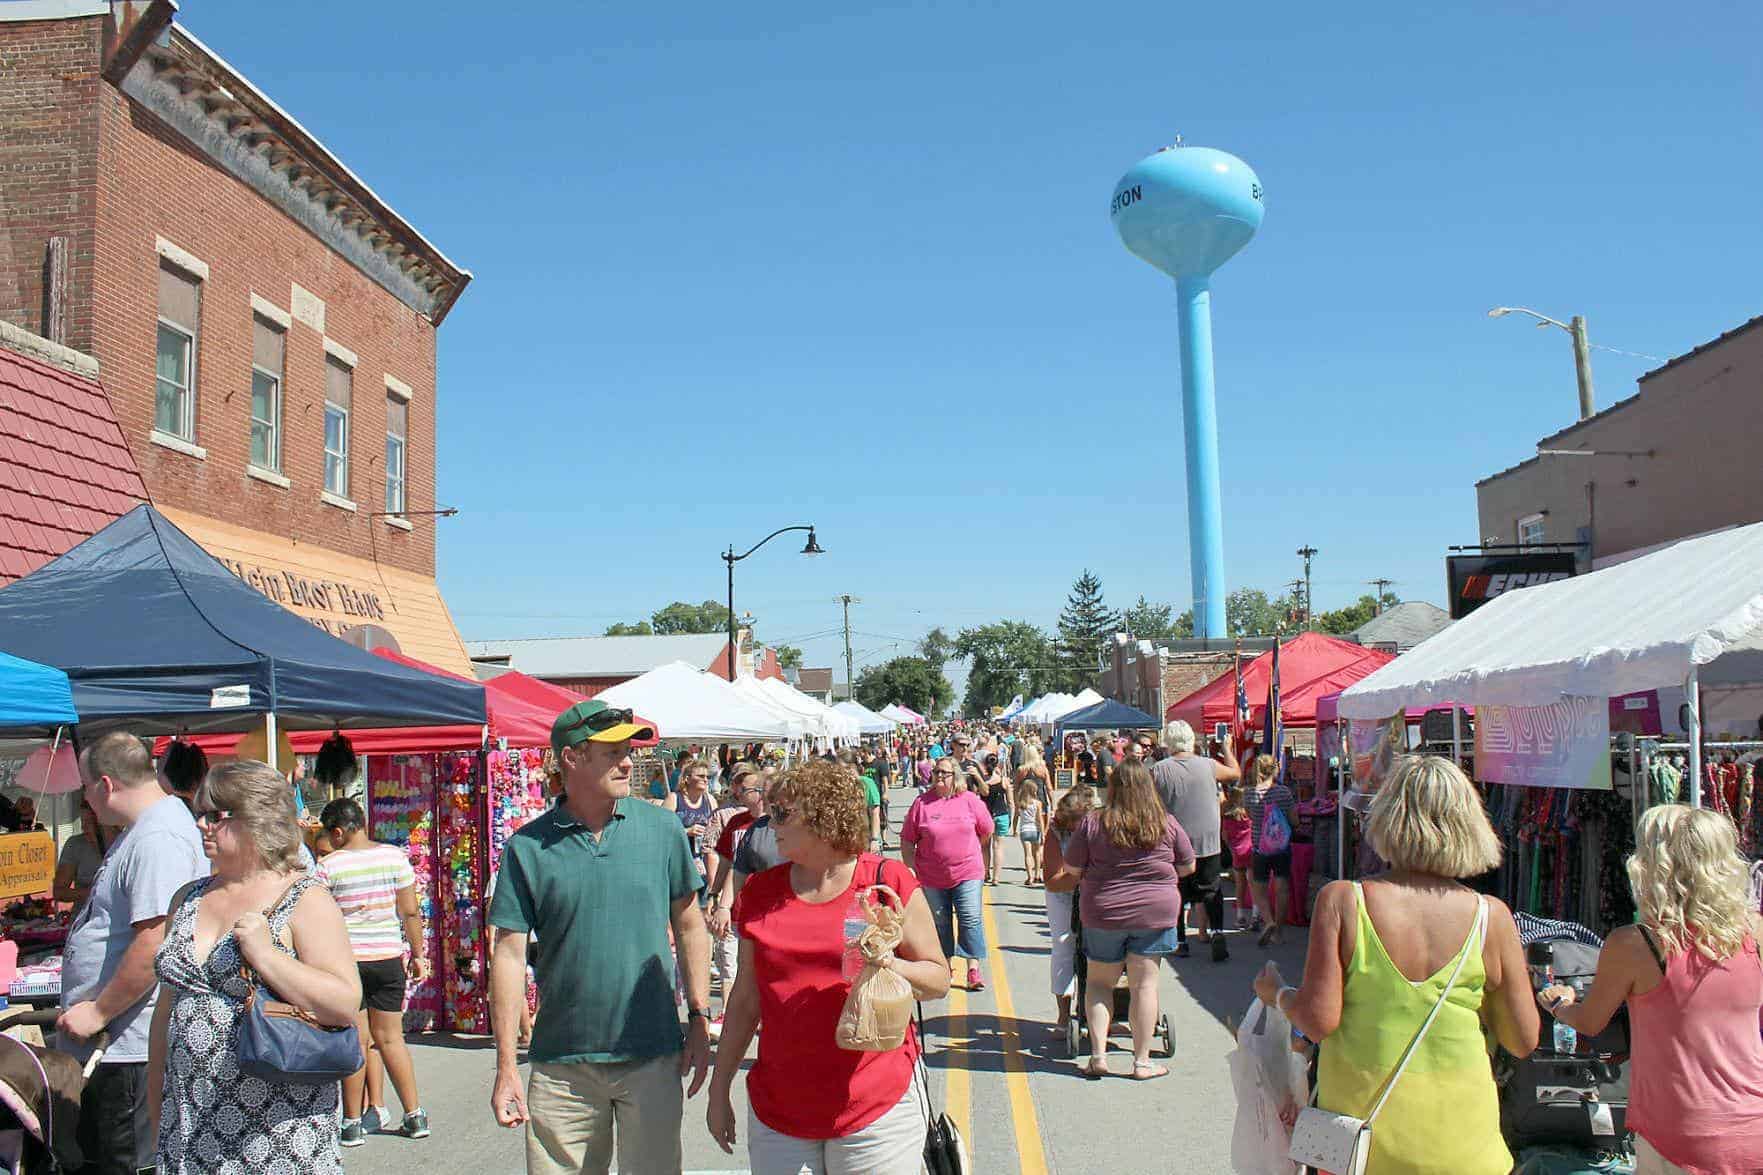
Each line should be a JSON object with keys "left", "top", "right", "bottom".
{"left": 324, "top": 357, "right": 352, "bottom": 497}
{"left": 250, "top": 315, "right": 285, "bottom": 472}
{"left": 1517, "top": 513, "right": 1546, "bottom": 546}
{"left": 155, "top": 263, "right": 200, "bottom": 439}
{"left": 385, "top": 394, "right": 407, "bottom": 514}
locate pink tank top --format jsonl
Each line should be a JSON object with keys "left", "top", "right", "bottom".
{"left": 1626, "top": 932, "right": 1763, "bottom": 1175}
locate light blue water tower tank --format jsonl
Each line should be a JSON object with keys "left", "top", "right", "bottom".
{"left": 1111, "top": 144, "right": 1263, "bottom": 640}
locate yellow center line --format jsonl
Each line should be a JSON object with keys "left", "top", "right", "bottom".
{"left": 945, "top": 975, "right": 970, "bottom": 1163}
{"left": 981, "top": 885, "right": 1049, "bottom": 1175}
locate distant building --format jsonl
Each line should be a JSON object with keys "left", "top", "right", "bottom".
{"left": 1476, "top": 314, "right": 1763, "bottom": 571}
{"left": 787, "top": 667, "right": 835, "bottom": 705}
{"left": 1350, "top": 602, "right": 1450, "bottom": 653}
{"left": 468, "top": 633, "right": 784, "bottom": 698}
{"left": 1100, "top": 635, "right": 1281, "bottom": 721}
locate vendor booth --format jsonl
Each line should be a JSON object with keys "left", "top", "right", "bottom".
{"left": 1055, "top": 697, "right": 1160, "bottom": 733}
{"left": 833, "top": 699, "right": 896, "bottom": 735}
{"left": 1164, "top": 632, "right": 1393, "bottom": 731}
{"left": 1337, "top": 521, "right": 1763, "bottom": 934}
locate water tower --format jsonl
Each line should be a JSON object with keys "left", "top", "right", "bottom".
{"left": 1111, "top": 144, "right": 1263, "bottom": 639}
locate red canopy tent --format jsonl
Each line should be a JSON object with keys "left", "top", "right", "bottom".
{"left": 1165, "top": 632, "right": 1396, "bottom": 730}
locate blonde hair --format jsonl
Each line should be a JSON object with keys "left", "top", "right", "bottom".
{"left": 1099, "top": 760, "right": 1166, "bottom": 851}
{"left": 1628, "top": 804, "right": 1755, "bottom": 961}
{"left": 197, "top": 760, "right": 304, "bottom": 872}
{"left": 1366, "top": 755, "right": 1501, "bottom": 879}
{"left": 1019, "top": 743, "right": 1045, "bottom": 771}
{"left": 1252, "top": 755, "right": 1278, "bottom": 785}
{"left": 1162, "top": 719, "right": 1196, "bottom": 754}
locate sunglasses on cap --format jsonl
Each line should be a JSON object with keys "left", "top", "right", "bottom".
{"left": 557, "top": 705, "right": 635, "bottom": 739}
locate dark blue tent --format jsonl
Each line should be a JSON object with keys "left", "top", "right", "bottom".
{"left": 0, "top": 649, "right": 77, "bottom": 734}
{"left": 0, "top": 505, "right": 484, "bottom": 733}
{"left": 1055, "top": 698, "right": 1160, "bottom": 732}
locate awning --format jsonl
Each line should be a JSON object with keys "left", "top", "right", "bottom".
{"left": 598, "top": 662, "right": 791, "bottom": 743}
{"left": 157, "top": 505, "right": 474, "bottom": 677}
{"left": 0, "top": 650, "right": 77, "bottom": 734}
{"left": 1167, "top": 633, "right": 1394, "bottom": 729}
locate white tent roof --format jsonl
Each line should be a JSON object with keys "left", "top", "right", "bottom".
{"left": 729, "top": 675, "right": 814, "bottom": 739}
{"left": 1339, "top": 521, "right": 1763, "bottom": 718}
{"left": 755, "top": 675, "right": 856, "bottom": 742}
{"left": 1017, "top": 692, "right": 1074, "bottom": 723}
{"left": 598, "top": 661, "right": 792, "bottom": 742}
{"left": 880, "top": 704, "right": 923, "bottom": 725}
{"left": 834, "top": 699, "right": 895, "bottom": 734}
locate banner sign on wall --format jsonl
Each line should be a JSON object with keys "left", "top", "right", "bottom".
{"left": 1445, "top": 552, "right": 1577, "bottom": 619}
{"left": 1474, "top": 696, "right": 1612, "bottom": 791}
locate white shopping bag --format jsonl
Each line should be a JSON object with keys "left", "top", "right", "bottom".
{"left": 1228, "top": 997, "right": 1309, "bottom": 1175}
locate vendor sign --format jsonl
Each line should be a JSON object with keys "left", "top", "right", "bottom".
{"left": 1474, "top": 696, "right": 1612, "bottom": 791}
{"left": 0, "top": 832, "right": 54, "bottom": 900}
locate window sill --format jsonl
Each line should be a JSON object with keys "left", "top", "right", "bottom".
{"left": 383, "top": 515, "right": 413, "bottom": 531}
{"left": 149, "top": 430, "right": 206, "bottom": 461}
{"left": 320, "top": 490, "right": 358, "bottom": 513}
{"left": 246, "top": 464, "right": 291, "bottom": 489}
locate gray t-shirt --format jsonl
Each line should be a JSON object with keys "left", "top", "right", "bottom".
{"left": 60, "top": 795, "right": 208, "bottom": 1063}
{"left": 1152, "top": 755, "right": 1224, "bottom": 859}
{"left": 732, "top": 816, "right": 783, "bottom": 876}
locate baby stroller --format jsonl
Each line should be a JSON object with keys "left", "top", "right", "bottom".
{"left": 0, "top": 1006, "right": 104, "bottom": 1173}
{"left": 1062, "top": 882, "right": 1173, "bottom": 1059}
{"left": 1497, "top": 917, "right": 1633, "bottom": 1173}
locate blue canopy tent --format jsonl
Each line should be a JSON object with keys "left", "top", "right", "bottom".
{"left": 0, "top": 505, "right": 485, "bottom": 734}
{"left": 0, "top": 649, "right": 77, "bottom": 735}
{"left": 1054, "top": 697, "right": 1161, "bottom": 733}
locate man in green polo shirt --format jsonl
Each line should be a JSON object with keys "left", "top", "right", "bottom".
{"left": 487, "top": 701, "right": 711, "bottom": 1175}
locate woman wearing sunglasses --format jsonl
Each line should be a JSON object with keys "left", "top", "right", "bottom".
{"left": 900, "top": 758, "right": 994, "bottom": 991}
{"left": 708, "top": 759, "right": 946, "bottom": 1174}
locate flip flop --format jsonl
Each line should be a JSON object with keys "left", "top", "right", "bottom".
{"left": 1081, "top": 1059, "right": 1108, "bottom": 1080}
{"left": 1131, "top": 1062, "right": 1170, "bottom": 1081}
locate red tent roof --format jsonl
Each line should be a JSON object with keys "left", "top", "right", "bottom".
{"left": 1165, "top": 632, "right": 1396, "bottom": 730}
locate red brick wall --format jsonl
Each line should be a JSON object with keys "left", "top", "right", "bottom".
{"left": 91, "top": 84, "right": 439, "bottom": 576}
{"left": 0, "top": 18, "right": 102, "bottom": 349}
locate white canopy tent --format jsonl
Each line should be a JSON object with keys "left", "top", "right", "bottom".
{"left": 598, "top": 661, "right": 793, "bottom": 743}
{"left": 728, "top": 675, "right": 815, "bottom": 741}
{"left": 880, "top": 704, "right": 923, "bottom": 726}
{"left": 834, "top": 699, "right": 896, "bottom": 735}
{"left": 756, "top": 675, "right": 857, "bottom": 745}
{"left": 1339, "top": 521, "right": 1763, "bottom": 799}
{"left": 1015, "top": 693, "right": 1070, "bottom": 724}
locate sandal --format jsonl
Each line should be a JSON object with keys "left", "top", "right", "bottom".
{"left": 1081, "top": 1058, "right": 1108, "bottom": 1080}
{"left": 1131, "top": 1061, "right": 1170, "bottom": 1081}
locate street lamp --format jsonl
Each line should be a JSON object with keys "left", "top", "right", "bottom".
{"left": 1488, "top": 305, "right": 1597, "bottom": 421}
{"left": 722, "top": 526, "right": 823, "bottom": 680}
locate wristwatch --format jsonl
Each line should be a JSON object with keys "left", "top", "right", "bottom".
{"left": 686, "top": 1007, "right": 712, "bottom": 1023}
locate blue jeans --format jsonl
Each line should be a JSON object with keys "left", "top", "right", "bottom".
{"left": 923, "top": 879, "right": 987, "bottom": 961}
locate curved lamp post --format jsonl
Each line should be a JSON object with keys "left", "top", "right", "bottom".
{"left": 723, "top": 525, "right": 823, "bottom": 680}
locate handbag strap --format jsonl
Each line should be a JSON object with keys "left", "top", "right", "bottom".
{"left": 1362, "top": 895, "right": 1487, "bottom": 1127}
{"left": 237, "top": 875, "right": 309, "bottom": 991}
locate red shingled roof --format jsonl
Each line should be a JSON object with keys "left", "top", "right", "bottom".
{"left": 0, "top": 343, "right": 146, "bottom": 584}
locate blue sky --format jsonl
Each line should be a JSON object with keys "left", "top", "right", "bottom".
{"left": 193, "top": 1, "right": 1762, "bottom": 683}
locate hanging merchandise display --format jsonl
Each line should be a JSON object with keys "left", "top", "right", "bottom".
{"left": 368, "top": 756, "right": 442, "bottom": 1029}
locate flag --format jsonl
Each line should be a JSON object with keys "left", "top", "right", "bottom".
{"left": 1260, "top": 638, "right": 1283, "bottom": 762}
{"left": 1232, "top": 646, "right": 1254, "bottom": 762}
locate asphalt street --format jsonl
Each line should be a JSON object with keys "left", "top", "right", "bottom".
{"left": 345, "top": 780, "right": 1315, "bottom": 1173}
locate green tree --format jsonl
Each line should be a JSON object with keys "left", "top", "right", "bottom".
{"left": 917, "top": 627, "right": 954, "bottom": 669}
{"left": 1316, "top": 591, "right": 1399, "bottom": 636}
{"left": 954, "top": 621, "right": 1058, "bottom": 715}
{"left": 776, "top": 645, "right": 804, "bottom": 670}
{"left": 853, "top": 656, "right": 953, "bottom": 717}
{"left": 1056, "top": 570, "right": 1119, "bottom": 689}
{"left": 1122, "top": 595, "right": 1181, "bottom": 640}
{"left": 1172, "top": 609, "right": 1196, "bottom": 639}
{"left": 1225, "top": 587, "right": 1300, "bottom": 637}
{"left": 603, "top": 620, "right": 654, "bottom": 636}
{"left": 650, "top": 599, "right": 732, "bottom": 635}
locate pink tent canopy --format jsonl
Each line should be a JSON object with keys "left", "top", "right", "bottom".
{"left": 1166, "top": 632, "right": 1397, "bottom": 731}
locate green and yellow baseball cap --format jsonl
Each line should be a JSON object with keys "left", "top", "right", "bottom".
{"left": 551, "top": 700, "right": 658, "bottom": 755}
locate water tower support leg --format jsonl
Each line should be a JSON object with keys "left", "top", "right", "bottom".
{"left": 1176, "top": 275, "right": 1228, "bottom": 639}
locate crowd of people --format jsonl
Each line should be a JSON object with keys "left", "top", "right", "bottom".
{"left": 26, "top": 702, "right": 1763, "bottom": 1175}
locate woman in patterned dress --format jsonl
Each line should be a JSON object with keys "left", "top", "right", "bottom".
{"left": 147, "top": 760, "right": 362, "bottom": 1174}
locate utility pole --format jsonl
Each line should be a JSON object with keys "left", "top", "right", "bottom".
{"left": 1295, "top": 545, "right": 1318, "bottom": 627}
{"left": 1569, "top": 316, "right": 1595, "bottom": 420}
{"left": 836, "top": 594, "right": 861, "bottom": 700}
{"left": 1285, "top": 579, "right": 1306, "bottom": 631}
{"left": 1368, "top": 578, "right": 1394, "bottom": 613}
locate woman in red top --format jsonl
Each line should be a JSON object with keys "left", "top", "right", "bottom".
{"left": 708, "top": 759, "right": 949, "bottom": 1174}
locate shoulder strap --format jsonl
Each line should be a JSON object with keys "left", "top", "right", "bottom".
{"left": 1363, "top": 897, "right": 1486, "bottom": 1127}
{"left": 1636, "top": 924, "right": 1668, "bottom": 976}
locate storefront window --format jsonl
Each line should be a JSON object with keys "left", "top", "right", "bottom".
{"left": 155, "top": 263, "right": 200, "bottom": 440}
{"left": 1517, "top": 513, "right": 1545, "bottom": 546}
{"left": 324, "top": 356, "right": 352, "bottom": 496}
{"left": 250, "top": 314, "right": 285, "bottom": 472}
{"left": 385, "top": 393, "right": 407, "bottom": 513}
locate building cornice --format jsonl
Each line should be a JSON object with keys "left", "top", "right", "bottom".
{"left": 108, "top": 16, "right": 471, "bottom": 325}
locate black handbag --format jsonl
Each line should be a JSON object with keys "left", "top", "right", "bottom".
{"left": 914, "top": 1003, "right": 969, "bottom": 1175}
{"left": 234, "top": 881, "right": 362, "bottom": 1085}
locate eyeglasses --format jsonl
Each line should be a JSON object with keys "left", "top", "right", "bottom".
{"left": 932, "top": 770, "right": 956, "bottom": 779}
{"left": 193, "top": 809, "right": 235, "bottom": 828}
{"left": 556, "top": 706, "right": 635, "bottom": 739}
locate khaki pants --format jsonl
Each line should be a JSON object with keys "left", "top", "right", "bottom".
{"left": 525, "top": 1054, "right": 683, "bottom": 1175}
{"left": 1634, "top": 1136, "right": 1690, "bottom": 1175}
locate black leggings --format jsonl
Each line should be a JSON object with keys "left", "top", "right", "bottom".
{"left": 1175, "top": 852, "right": 1225, "bottom": 943}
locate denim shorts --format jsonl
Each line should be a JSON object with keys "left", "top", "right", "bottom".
{"left": 1082, "top": 925, "right": 1180, "bottom": 963}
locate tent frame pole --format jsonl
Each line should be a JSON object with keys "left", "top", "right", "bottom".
{"left": 1337, "top": 718, "right": 1348, "bottom": 881}
{"left": 1685, "top": 667, "right": 1702, "bottom": 809}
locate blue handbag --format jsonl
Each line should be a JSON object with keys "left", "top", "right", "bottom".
{"left": 234, "top": 882, "right": 362, "bottom": 1085}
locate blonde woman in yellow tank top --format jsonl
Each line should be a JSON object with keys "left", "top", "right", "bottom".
{"left": 1252, "top": 755, "right": 1540, "bottom": 1175}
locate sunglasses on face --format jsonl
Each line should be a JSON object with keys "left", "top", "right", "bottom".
{"left": 933, "top": 769, "right": 956, "bottom": 779}
{"left": 193, "top": 809, "right": 235, "bottom": 828}
{"left": 557, "top": 706, "right": 635, "bottom": 740}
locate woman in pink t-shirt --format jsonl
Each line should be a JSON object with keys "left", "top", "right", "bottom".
{"left": 901, "top": 760, "right": 993, "bottom": 991}
{"left": 1540, "top": 805, "right": 1763, "bottom": 1175}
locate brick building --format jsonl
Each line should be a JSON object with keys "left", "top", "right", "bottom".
{"left": 0, "top": 1, "right": 473, "bottom": 671}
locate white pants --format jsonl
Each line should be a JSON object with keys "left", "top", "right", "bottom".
{"left": 713, "top": 930, "right": 738, "bottom": 996}
{"left": 1635, "top": 1136, "right": 1690, "bottom": 1175}
{"left": 1046, "top": 889, "right": 1076, "bottom": 998}
{"left": 746, "top": 1080, "right": 923, "bottom": 1175}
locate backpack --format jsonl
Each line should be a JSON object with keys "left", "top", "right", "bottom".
{"left": 1259, "top": 802, "right": 1291, "bottom": 854}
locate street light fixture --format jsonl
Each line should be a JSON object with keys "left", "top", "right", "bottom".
{"left": 1488, "top": 305, "right": 1596, "bottom": 420}
{"left": 722, "top": 525, "right": 823, "bottom": 680}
